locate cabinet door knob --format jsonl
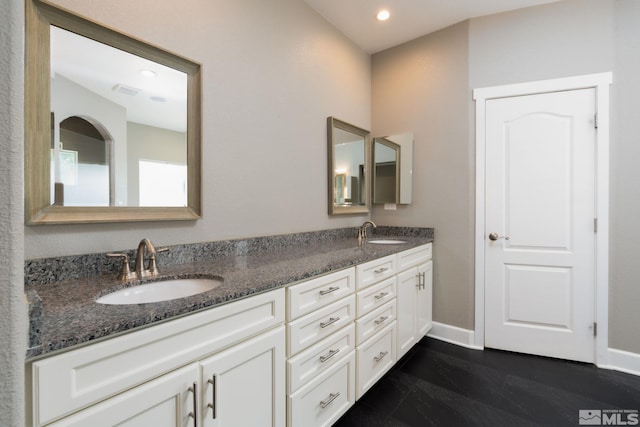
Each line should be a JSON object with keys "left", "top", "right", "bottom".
{"left": 320, "top": 392, "right": 341, "bottom": 409}
{"left": 207, "top": 376, "right": 217, "bottom": 419}
{"left": 319, "top": 286, "right": 340, "bottom": 296}
{"left": 188, "top": 382, "right": 198, "bottom": 427}
{"left": 319, "top": 316, "right": 340, "bottom": 328}
{"left": 319, "top": 348, "right": 340, "bottom": 363}
{"left": 374, "top": 351, "right": 389, "bottom": 363}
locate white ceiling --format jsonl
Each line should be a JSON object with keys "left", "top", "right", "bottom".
{"left": 303, "top": 0, "right": 562, "bottom": 53}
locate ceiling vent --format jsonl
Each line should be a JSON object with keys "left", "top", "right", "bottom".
{"left": 112, "top": 84, "right": 141, "bottom": 96}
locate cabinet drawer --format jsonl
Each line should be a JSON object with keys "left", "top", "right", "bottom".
{"left": 287, "top": 268, "right": 355, "bottom": 321}
{"left": 356, "top": 254, "right": 396, "bottom": 290}
{"left": 287, "top": 295, "right": 356, "bottom": 356}
{"left": 288, "top": 350, "right": 356, "bottom": 427}
{"left": 356, "top": 276, "right": 396, "bottom": 317}
{"left": 356, "top": 322, "right": 396, "bottom": 399}
{"left": 355, "top": 300, "right": 396, "bottom": 346}
{"left": 396, "top": 243, "right": 432, "bottom": 271}
{"left": 287, "top": 324, "right": 355, "bottom": 394}
{"left": 32, "top": 288, "right": 284, "bottom": 426}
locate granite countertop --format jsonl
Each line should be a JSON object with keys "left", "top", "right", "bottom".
{"left": 25, "top": 230, "right": 432, "bottom": 360}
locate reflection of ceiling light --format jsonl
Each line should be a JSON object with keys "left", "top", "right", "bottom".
{"left": 377, "top": 10, "right": 390, "bottom": 21}
{"left": 112, "top": 84, "right": 141, "bottom": 96}
{"left": 139, "top": 69, "right": 157, "bottom": 78}
{"left": 150, "top": 96, "right": 167, "bottom": 102}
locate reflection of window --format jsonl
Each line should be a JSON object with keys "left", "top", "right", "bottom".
{"left": 139, "top": 160, "right": 187, "bottom": 207}
{"left": 58, "top": 149, "right": 78, "bottom": 185}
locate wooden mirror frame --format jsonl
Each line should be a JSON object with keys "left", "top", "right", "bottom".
{"left": 327, "top": 116, "right": 371, "bottom": 215}
{"left": 25, "top": 0, "right": 202, "bottom": 224}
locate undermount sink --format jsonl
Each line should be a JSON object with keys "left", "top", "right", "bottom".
{"left": 367, "top": 239, "right": 407, "bottom": 245}
{"left": 96, "top": 278, "right": 222, "bottom": 305}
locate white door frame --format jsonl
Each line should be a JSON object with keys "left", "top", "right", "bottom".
{"left": 473, "top": 72, "right": 612, "bottom": 365}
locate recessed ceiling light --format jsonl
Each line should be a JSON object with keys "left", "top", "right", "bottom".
{"left": 377, "top": 10, "right": 390, "bottom": 21}
{"left": 139, "top": 69, "right": 157, "bottom": 78}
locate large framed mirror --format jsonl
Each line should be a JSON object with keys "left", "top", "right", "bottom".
{"left": 372, "top": 133, "right": 413, "bottom": 205}
{"left": 25, "top": 0, "right": 202, "bottom": 224}
{"left": 327, "top": 117, "right": 371, "bottom": 215}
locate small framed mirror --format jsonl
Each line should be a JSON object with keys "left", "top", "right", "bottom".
{"left": 372, "top": 133, "right": 413, "bottom": 205}
{"left": 25, "top": 0, "right": 202, "bottom": 224}
{"left": 327, "top": 117, "right": 371, "bottom": 215}
{"left": 373, "top": 137, "right": 400, "bottom": 204}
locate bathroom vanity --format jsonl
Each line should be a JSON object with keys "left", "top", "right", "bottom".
{"left": 25, "top": 229, "right": 433, "bottom": 427}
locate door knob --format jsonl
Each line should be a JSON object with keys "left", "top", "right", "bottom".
{"left": 489, "top": 232, "right": 509, "bottom": 241}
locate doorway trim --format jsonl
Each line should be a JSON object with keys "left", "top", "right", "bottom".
{"left": 472, "top": 72, "right": 612, "bottom": 365}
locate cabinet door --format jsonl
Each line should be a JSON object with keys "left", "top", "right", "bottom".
{"left": 416, "top": 260, "right": 433, "bottom": 337}
{"left": 396, "top": 267, "right": 418, "bottom": 360}
{"left": 200, "top": 326, "right": 285, "bottom": 427}
{"left": 47, "top": 364, "right": 199, "bottom": 427}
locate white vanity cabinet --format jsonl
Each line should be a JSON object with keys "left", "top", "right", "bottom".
{"left": 199, "top": 326, "right": 285, "bottom": 427}
{"left": 396, "top": 244, "right": 433, "bottom": 360}
{"left": 29, "top": 289, "right": 285, "bottom": 427}
{"left": 286, "top": 268, "right": 357, "bottom": 427}
{"left": 354, "top": 256, "right": 398, "bottom": 399}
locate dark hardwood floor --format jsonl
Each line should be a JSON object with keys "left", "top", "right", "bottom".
{"left": 333, "top": 337, "right": 640, "bottom": 427}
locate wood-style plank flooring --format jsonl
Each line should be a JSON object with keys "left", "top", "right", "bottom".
{"left": 333, "top": 337, "right": 640, "bottom": 426}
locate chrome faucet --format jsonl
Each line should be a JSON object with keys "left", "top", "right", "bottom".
{"left": 135, "top": 238, "right": 169, "bottom": 278}
{"left": 358, "top": 220, "right": 377, "bottom": 241}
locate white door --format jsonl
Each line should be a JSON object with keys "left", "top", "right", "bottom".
{"left": 484, "top": 88, "right": 596, "bottom": 363}
{"left": 200, "top": 326, "right": 285, "bottom": 427}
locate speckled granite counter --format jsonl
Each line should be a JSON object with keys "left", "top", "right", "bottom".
{"left": 25, "top": 227, "right": 433, "bottom": 360}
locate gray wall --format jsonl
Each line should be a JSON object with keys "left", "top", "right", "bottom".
{"left": 610, "top": 0, "right": 640, "bottom": 353}
{"left": 0, "top": 1, "right": 26, "bottom": 426}
{"left": 371, "top": 21, "right": 474, "bottom": 330}
{"left": 24, "top": 0, "right": 372, "bottom": 259}
{"left": 372, "top": 0, "right": 640, "bottom": 354}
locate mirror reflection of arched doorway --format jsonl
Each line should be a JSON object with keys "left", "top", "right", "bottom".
{"left": 52, "top": 116, "right": 114, "bottom": 206}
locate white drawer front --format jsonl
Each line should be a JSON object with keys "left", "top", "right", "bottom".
{"left": 288, "top": 351, "right": 356, "bottom": 427}
{"left": 32, "top": 288, "right": 284, "bottom": 426}
{"left": 287, "top": 268, "right": 355, "bottom": 321}
{"left": 356, "top": 322, "right": 396, "bottom": 399}
{"left": 356, "top": 276, "right": 396, "bottom": 317}
{"left": 287, "top": 295, "right": 356, "bottom": 356}
{"left": 356, "top": 254, "right": 396, "bottom": 290}
{"left": 287, "top": 324, "right": 355, "bottom": 394}
{"left": 355, "top": 300, "right": 396, "bottom": 346}
{"left": 396, "top": 243, "right": 432, "bottom": 271}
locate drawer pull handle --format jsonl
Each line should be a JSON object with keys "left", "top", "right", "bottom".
{"left": 374, "top": 267, "right": 389, "bottom": 275}
{"left": 374, "top": 291, "right": 389, "bottom": 300}
{"left": 374, "top": 351, "right": 389, "bottom": 363}
{"left": 320, "top": 316, "right": 340, "bottom": 328}
{"left": 188, "top": 382, "right": 198, "bottom": 427}
{"left": 207, "top": 376, "right": 217, "bottom": 419}
{"left": 374, "top": 316, "right": 389, "bottom": 326}
{"left": 319, "top": 286, "right": 340, "bottom": 296}
{"left": 319, "top": 348, "right": 340, "bottom": 363}
{"left": 320, "top": 392, "right": 341, "bottom": 409}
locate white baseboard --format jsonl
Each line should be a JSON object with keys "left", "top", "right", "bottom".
{"left": 427, "top": 322, "right": 639, "bottom": 377}
{"left": 600, "top": 348, "right": 640, "bottom": 377}
{"left": 427, "top": 321, "right": 483, "bottom": 350}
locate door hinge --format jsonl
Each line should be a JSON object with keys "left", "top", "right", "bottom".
{"left": 594, "top": 218, "right": 598, "bottom": 233}
{"left": 593, "top": 322, "right": 597, "bottom": 337}
{"left": 594, "top": 113, "right": 598, "bottom": 129}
